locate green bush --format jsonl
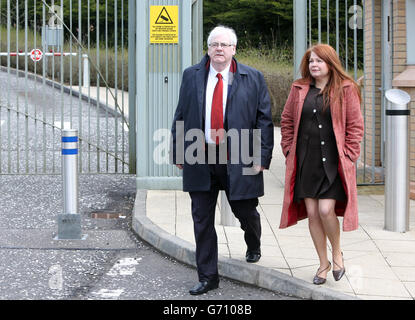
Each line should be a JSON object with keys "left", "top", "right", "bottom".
{"left": 236, "top": 46, "right": 293, "bottom": 126}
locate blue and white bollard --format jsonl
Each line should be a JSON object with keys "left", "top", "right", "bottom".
{"left": 56, "top": 129, "right": 83, "bottom": 240}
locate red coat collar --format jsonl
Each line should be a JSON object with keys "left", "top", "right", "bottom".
{"left": 293, "top": 78, "right": 353, "bottom": 89}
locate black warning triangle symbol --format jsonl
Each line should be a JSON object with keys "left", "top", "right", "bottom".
{"left": 155, "top": 7, "right": 173, "bottom": 24}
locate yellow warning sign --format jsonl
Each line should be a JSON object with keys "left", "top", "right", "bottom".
{"left": 150, "top": 6, "right": 179, "bottom": 44}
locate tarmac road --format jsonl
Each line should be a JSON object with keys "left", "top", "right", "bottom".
{"left": 0, "top": 174, "right": 300, "bottom": 301}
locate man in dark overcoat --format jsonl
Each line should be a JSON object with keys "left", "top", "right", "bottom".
{"left": 170, "top": 25, "right": 274, "bottom": 295}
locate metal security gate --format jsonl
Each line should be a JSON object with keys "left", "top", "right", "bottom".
{"left": 295, "top": 0, "right": 383, "bottom": 185}
{"left": 0, "top": 0, "right": 131, "bottom": 174}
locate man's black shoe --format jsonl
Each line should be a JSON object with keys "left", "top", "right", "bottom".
{"left": 189, "top": 280, "right": 219, "bottom": 295}
{"left": 246, "top": 250, "right": 261, "bottom": 263}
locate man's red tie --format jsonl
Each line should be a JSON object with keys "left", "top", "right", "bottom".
{"left": 211, "top": 73, "right": 224, "bottom": 144}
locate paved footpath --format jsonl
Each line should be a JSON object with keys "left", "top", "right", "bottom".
{"left": 134, "top": 127, "right": 415, "bottom": 300}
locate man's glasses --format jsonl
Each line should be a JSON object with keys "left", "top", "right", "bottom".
{"left": 209, "top": 42, "right": 234, "bottom": 48}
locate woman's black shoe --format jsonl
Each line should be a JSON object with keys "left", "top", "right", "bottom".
{"left": 333, "top": 252, "right": 346, "bottom": 281}
{"left": 313, "top": 262, "right": 331, "bottom": 285}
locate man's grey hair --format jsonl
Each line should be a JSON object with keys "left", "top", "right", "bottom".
{"left": 207, "top": 25, "right": 238, "bottom": 47}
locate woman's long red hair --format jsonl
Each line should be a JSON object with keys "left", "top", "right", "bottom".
{"left": 297, "top": 44, "right": 361, "bottom": 112}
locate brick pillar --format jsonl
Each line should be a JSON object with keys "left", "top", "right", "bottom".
{"left": 390, "top": 1, "right": 415, "bottom": 196}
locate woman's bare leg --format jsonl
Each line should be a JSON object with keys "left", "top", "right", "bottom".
{"left": 304, "top": 198, "right": 330, "bottom": 278}
{"left": 318, "top": 199, "right": 343, "bottom": 271}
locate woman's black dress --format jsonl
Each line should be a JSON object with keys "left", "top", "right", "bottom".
{"left": 294, "top": 83, "right": 346, "bottom": 202}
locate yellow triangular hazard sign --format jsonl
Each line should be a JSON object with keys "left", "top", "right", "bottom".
{"left": 155, "top": 7, "right": 173, "bottom": 24}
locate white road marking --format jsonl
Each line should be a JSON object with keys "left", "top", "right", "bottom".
{"left": 107, "top": 257, "right": 141, "bottom": 276}
{"left": 92, "top": 289, "right": 124, "bottom": 299}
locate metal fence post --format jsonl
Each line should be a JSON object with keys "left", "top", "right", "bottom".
{"left": 384, "top": 89, "right": 411, "bottom": 232}
{"left": 128, "top": 0, "right": 137, "bottom": 174}
{"left": 56, "top": 129, "right": 83, "bottom": 240}
{"left": 293, "top": 0, "right": 307, "bottom": 80}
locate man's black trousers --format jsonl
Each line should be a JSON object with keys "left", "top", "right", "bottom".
{"left": 189, "top": 161, "right": 261, "bottom": 283}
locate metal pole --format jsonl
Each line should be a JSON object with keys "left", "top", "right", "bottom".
{"left": 78, "top": 0, "right": 83, "bottom": 173}
{"left": 384, "top": 89, "right": 411, "bottom": 232}
{"left": 370, "top": 0, "right": 375, "bottom": 183}
{"left": 192, "top": 0, "right": 203, "bottom": 64}
{"left": 56, "top": 129, "right": 83, "bottom": 240}
{"left": 345, "top": 0, "right": 349, "bottom": 72}
{"left": 128, "top": 0, "right": 137, "bottom": 174}
{"left": 136, "top": 0, "right": 149, "bottom": 180}
{"left": 327, "top": 0, "right": 330, "bottom": 45}
{"left": 309, "top": 0, "right": 312, "bottom": 47}
{"left": 294, "top": 0, "right": 307, "bottom": 80}
{"left": 318, "top": 0, "right": 321, "bottom": 43}
{"left": 353, "top": 0, "right": 357, "bottom": 81}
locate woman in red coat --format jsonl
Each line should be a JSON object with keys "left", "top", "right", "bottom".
{"left": 280, "top": 44, "right": 364, "bottom": 285}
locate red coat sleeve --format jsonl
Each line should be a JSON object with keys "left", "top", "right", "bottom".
{"left": 280, "top": 84, "right": 297, "bottom": 158}
{"left": 344, "top": 85, "right": 364, "bottom": 162}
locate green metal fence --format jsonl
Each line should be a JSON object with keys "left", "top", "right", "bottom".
{"left": 295, "top": 0, "right": 384, "bottom": 185}
{"left": 0, "top": 0, "right": 131, "bottom": 174}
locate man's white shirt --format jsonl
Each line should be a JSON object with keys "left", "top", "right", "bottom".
{"left": 205, "top": 64, "right": 230, "bottom": 144}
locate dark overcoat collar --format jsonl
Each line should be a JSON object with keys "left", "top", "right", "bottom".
{"left": 193, "top": 54, "right": 247, "bottom": 128}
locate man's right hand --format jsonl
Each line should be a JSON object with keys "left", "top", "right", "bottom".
{"left": 176, "top": 164, "right": 183, "bottom": 170}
